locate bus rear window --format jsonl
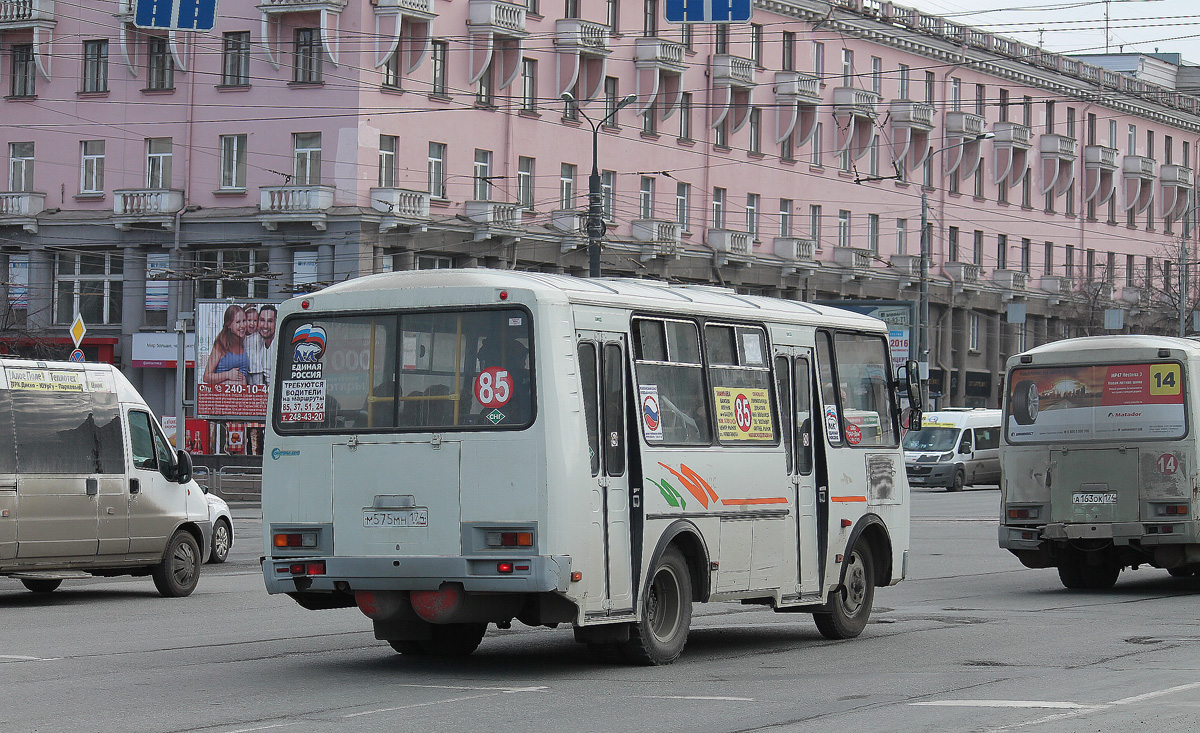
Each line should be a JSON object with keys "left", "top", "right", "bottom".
{"left": 275, "top": 308, "right": 533, "bottom": 433}
{"left": 1006, "top": 363, "right": 1186, "bottom": 443}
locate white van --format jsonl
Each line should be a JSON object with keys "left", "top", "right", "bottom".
{"left": 903, "top": 408, "right": 1002, "bottom": 490}
{"left": 0, "top": 359, "right": 210, "bottom": 596}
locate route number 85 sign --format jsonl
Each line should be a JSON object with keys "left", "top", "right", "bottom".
{"left": 474, "top": 368, "right": 513, "bottom": 407}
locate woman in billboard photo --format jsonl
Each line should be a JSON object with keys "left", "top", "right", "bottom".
{"left": 202, "top": 304, "right": 250, "bottom": 385}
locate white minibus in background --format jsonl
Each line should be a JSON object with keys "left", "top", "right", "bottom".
{"left": 262, "top": 270, "right": 918, "bottom": 664}
{"left": 1000, "top": 335, "right": 1200, "bottom": 589}
{"left": 904, "top": 408, "right": 1002, "bottom": 491}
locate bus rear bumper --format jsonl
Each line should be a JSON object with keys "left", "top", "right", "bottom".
{"left": 263, "top": 554, "right": 573, "bottom": 595}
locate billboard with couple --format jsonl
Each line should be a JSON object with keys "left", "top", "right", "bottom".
{"left": 195, "top": 299, "right": 282, "bottom": 418}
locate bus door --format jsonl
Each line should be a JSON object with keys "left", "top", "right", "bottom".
{"left": 774, "top": 348, "right": 820, "bottom": 595}
{"left": 576, "top": 333, "right": 634, "bottom": 616}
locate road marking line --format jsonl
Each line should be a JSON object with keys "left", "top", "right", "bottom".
{"left": 912, "top": 700, "right": 1094, "bottom": 709}
{"left": 635, "top": 695, "right": 755, "bottom": 702}
{"left": 1110, "top": 681, "right": 1200, "bottom": 705}
{"left": 343, "top": 687, "right": 544, "bottom": 718}
{"left": 0, "top": 655, "right": 59, "bottom": 662}
{"left": 223, "top": 724, "right": 301, "bottom": 733}
{"left": 390, "top": 684, "right": 548, "bottom": 693}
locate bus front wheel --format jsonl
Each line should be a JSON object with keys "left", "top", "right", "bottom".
{"left": 814, "top": 543, "right": 875, "bottom": 640}
{"left": 622, "top": 547, "right": 692, "bottom": 665}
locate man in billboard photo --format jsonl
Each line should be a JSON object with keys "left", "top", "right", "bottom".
{"left": 247, "top": 305, "right": 277, "bottom": 386}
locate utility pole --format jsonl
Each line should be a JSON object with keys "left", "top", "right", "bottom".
{"left": 1181, "top": 229, "right": 1188, "bottom": 337}
{"left": 918, "top": 192, "right": 929, "bottom": 408}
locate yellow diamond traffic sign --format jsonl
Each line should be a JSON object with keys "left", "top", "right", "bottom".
{"left": 70, "top": 315, "right": 87, "bottom": 349}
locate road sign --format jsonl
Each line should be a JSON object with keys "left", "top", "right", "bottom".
{"left": 70, "top": 315, "right": 87, "bottom": 349}
{"left": 69, "top": 349, "right": 85, "bottom": 363}
{"left": 664, "top": 0, "right": 752, "bottom": 23}
{"left": 134, "top": 0, "right": 219, "bottom": 32}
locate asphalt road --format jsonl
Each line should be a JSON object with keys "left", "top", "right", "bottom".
{"left": 2, "top": 486, "right": 1199, "bottom": 732}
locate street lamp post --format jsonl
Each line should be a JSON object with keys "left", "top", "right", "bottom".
{"left": 561, "top": 92, "right": 638, "bottom": 278}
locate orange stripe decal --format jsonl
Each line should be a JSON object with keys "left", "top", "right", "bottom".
{"left": 720, "top": 497, "right": 789, "bottom": 505}
{"left": 831, "top": 496, "right": 868, "bottom": 503}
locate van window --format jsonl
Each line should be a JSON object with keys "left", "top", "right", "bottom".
{"left": 9, "top": 387, "right": 123, "bottom": 474}
{"left": 903, "top": 426, "right": 959, "bottom": 451}
{"left": 129, "top": 411, "right": 158, "bottom": 471}
{"left": 633, "top": 318, "right": 710, "bottom": 445}
{"left": 974, "top": 426, "right": 999, "bottom": 450}
{"left": 958, "top": 429, "right": 973, "bottom": 453}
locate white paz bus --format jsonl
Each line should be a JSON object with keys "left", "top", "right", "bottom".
{"left": 1000, "top": 335, "right": 1200, "bottom": 589}
{"left": 262, "top": 270, "right": 918, "bottom": 664}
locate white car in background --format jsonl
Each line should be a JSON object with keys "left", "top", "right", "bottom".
{"left": 202, "top": 488, "right": 234, "bottom": 563}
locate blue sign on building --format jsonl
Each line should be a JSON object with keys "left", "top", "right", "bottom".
{"left": 664, "top": 0, "right": 753, "bottom": 23}
{"left": 134, "top": 0, "right": 219, "bottom": 31}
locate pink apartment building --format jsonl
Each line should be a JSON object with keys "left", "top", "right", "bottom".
{"left": 1, "top": 0, "right": 1198, "bottom": 419}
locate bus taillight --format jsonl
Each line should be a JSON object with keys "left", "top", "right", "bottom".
{"left": 497, "top": 562, "right": 514, "bottom": 574}
{"left": 486, "top": 531, "right": 533, "bottom": 548}
{"left": 1156, "top": 504, "right": 1190, "bottom": 516}
{"left": 274, "top": 532, "right": 318, "bottom": 548}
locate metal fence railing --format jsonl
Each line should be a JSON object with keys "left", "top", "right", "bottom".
{"left": 190, "top": 465, "right": 262, "bottom": 501}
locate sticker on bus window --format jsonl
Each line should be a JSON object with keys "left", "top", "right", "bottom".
{"left": 401, "top": 332, "right": 432, "bottom": 371}
{"left": 823, "top": 404, "right": 841, "bottom": 443}
{"left": 290, "top": 324, "right": 327, "bottom": 380}
{"left": 741, "top": 332, "right": 764, "bottom": 366}
{"left": 6, "top": 369, "right": 85, "bottom": 392}
{"left": 474, "top": 368, "right": 513, "bottom": 408}
{"left": 640, "top": 385, "right": 664, "bottom": 442}
{"left": 280, "top": 379, "right": 327, "bottom": 423}
{"left": 712, "top": 387, "right": 773, "bottom": 441}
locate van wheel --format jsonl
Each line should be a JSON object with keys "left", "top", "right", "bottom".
{"left": 621, "top": 546, "right": 692, "bottom": 665}
{"left": 21, "top": 579, "right": 62, "bottom": 594}
{"left": 1168, "top": 567, "right": 1194, "bottom": 578}
{"left": 948, "top": 470, "right": 965, "bottom": 492}
{"left": 209, "top": 518, "right": 231, "bottom": 564}
{"left": 153, "top": 530, "right": 201, "bottom": 598}
{"left": 814, "top": 543, "right": 875, "bottom": 640}
{"left": 1012, "top": 380, "right": 1039, "bottom": 425}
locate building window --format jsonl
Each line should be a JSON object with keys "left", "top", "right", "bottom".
{"left": 219, "top": 134, "right": 247, "bottom": 190}
{"left": 643, "top": 0, "right": 657, "bottom": 37}
{"left": 813, "top": 42, "right": 824, "bottom": 79}
{"left": 640, "top": 176, "right": 655, "bottom": 219}
{"left": 712, "top": 187, "right": 726, "bottom": 229}
{"left": 293, "top": 132, "right": 321, "bottom": 185}
{"left": 715, "top": 26, "right": 728, "bottom": 55}
{"left": 780, "top": 129, "right": 794, "bottom": 162}
{"left": 565, "top": 0, "right": 580, "bottom": 18}
{"left": 1021, "top": 168, "right": 1032, "bottom": 208}
{"left": 969, "top": 313, "right": 980, "bottom": 351}
{"left": 948, "top": 226, "right": 960, "bottom": 262}
{"left": 474, "top": 149, "right": 493, "bottom": 201}
{"left": 680, "top": 23, "right": 693, "bottom": 50}
{"left": 607, "top": 0, "right": 619, "bottom": 29}
{"left": 782, "top": 31, "right": 795, "bottom": 71}
{"left": 560, "top": 163, "right": 576, "bottom": 210}
{"left": 1044, "top": 242, "right": 1054, "bottom": 274}
{"left": 520, "top": 59, "right": 537, "bottom": 112}
{"left": 974, "top": 163, "right": 984, "bottom": 198}
{"left": 838, "top": 210, "right": 851, "bottom": 247}
{"left": 55, "top": 252, "right": 124, "bottom": 325}
{"left": 222, "top": 32, "right": 250, "bottom": 86}
{"left": 11, "top": 44, "right": 35, "bottom": 97}
{"left": 748, "top": 108, "right": 761, "bottom": 154}
{"left": 898, "top": 64, "right": 910, "bottom": 99}
{"left": 975, "top": 84, "right": 986, "bottom": 116}
{"left": 746, "top": 193, "right": 759, "bottom": 237}
{"left": 973, "top": 230, "right": 984, "bottom": 265}
{"left": 1126, "top": 253, "right": 1135, "bottom": 287}
{"left": 1107, "top": 251, "right": 1117, "bottom": 283}
{"left": 8, "top": 142, "right": 33, "bottom": 192}
{"left": 810, "top": 204, "right": 821, "bottom": 245}
{"left": 476, "top": 60, "right": 494, "bottom": 106}
{"left": 378, "top": 135, "right": 398, "bottom": 188}
{"left": 516, "top": 156, "right": 535, "bottom": 209}
{"left": 676, "top": 182, "right": 690, "bottom": 229}
{"left": 950, "top": 78, "right": 961, "bottom": 111}
{"left": 382, "top": 49, "right": 400, "bottom": 89}
{"left": 294, "top": 29, "right": 322, "bottom": 83}
{"left": 195, "top": 249, "right": 269, "bottom": 300}
{"left": 641, "top": 101, "right": 657, "bottom": 135}
{"left": 841, "top": 48, "right": 854, "bottom": 86}
{"left": 997, "top": 234, "right": 1008, "bottom": 270}
{"left": 751, "top": 23, "right": 763, "bottom": 66}
{"left": 924, "top": 71, "right": 935, "bottom": 103}
{"left": 602, "top": 76, "right": 619, "bottom": 125}
{"left": 428, "top": 142, "right": 446, "bottom": 197}
{"left": 80, "top": 140, "right": 105, "bottom": 194}
{"left": 83, "top": 40, "right": 109, "bottom": 93}
{"left": 146, "top": 37, "right": 175, "bottom": 90}
{"left": 431, "top": 41, "right": 448, "bottom": 96}
{"left": 866, "top": 213, "right": 879, "bottom": 252}
{"left": 678, "top": 92, "right": 692, "bottom": 140}
{"left": 563, "top": 92, "right": 579, "bottom": 120}
{"left": 145, "top": 138, "right": 172, "bottom": 189}
{"left": 1045, "top": 101, "right": 1055, "bottom": 133}
{"left": 601, "top": 170, "right": 615, "bottom": 219}
{"left": 998, "top": 88, "right": 1009, "bottom": 121}
{"left": 1065, "top": 245, "right": 1075, "bottom": 281}
{"left": 895, "top": 218, "right": 907, "bottom": 254}
{"left": 779, "top": 199, "right": 793, "bottom": 237}
{"left": 1020, "top": 238, "right": 1031, "bottom": 273}
{"left": 1023, "top": 96, "right": 1032, "bottom": 126}
{"left": 1087, "top": 248, "right": 1096, "bottom": 281}
{"left": 714, "top": 117, "right": 728, "bottom": 149}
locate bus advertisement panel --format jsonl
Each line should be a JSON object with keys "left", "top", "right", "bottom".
{"left": 1006, "top": 362, "right": 1186, "bottom": 444}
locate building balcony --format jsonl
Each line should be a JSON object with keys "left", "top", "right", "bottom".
{"left": 633, "top": 219, "right": 681, "bottom": 259}
{"left": 943, "top": 261, "right": 982, "bottom": 283}
{"left": 634, "top": 36, "right": 686, "bottom": 72}
{"left": 0, "top": 0, "right": 54, "bottom": 26}
{"left": 1123, "top": 155, "right": 1155, "bottom": 179}
{"left": 1118, "top": 285, "right": 1141, "bottom": 305}
{"left": 1160, "top": 164, "right": 1192, "bottom": 220}
{"left": 370, "top": 187, "right": 430, "bottom": 232}
{"left": 774, "top": 237, "right": 815, "bottom": 262}
{"left": 711, "top": 54, "right": 755, "bottom": 88}
{"left": 373, "top": 0, "right": 434, "bottom": 19}
{"left": 774, "top": 72, "right": 821, "bottom": 105}
{"left": 258, "top": 185, "right": 335, "bottom": 231}
{"left": 1039, "top": 134, "right": 1077, "bottom": 161}
{"left": 549, "top": 209, "right": 584, "bottom": 233}
{"left": 833, "top": 246, "right": 875, "bottom": 280}
{"left": 555, "top": 18, "right": 609, "bottom": 54}
{"left": 0, "top": 191, "right": 45, "bottom": 234}
{"left": 710, "top": 229, "right": 754, "bottom": 266}
{"left": 992, "top": 121, "right": 1032, "bottom": 149}
{"left": 890, "top": 100, "right": 935, "bottom": 131}
{"left": 993, "top": 269, "right": 1028, "bottom": 291}
{"left": 1085, "top": 145, "right": 1119, "bottom": 170}
{"left": 945, "top": 111, "right": 985, "bottom": 138}
{"left": 1160, "top": 164, "right": 1193, "bottom": 188}
{"left": 464, "top": 200, "right": 521, "bottom": 241}
{"left": 258, "top": 0, "right": 347, "bottom": 13}
{"left": 112, "top": 189, "right": 184, "bottom": 231}
{"left": 468, "top": 0, "right": 527, "bottom": 37}
{"left": 832, "top": 87, "right": 880, "bottom": 118}
{"left": 888, "top": 254, "right": 921, "bottom": 277}
{"left": 1037, "top": 275, "right": 1072, "bottom": 294}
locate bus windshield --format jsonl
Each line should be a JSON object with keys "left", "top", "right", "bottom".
{"left": 274, "top": 307, "right": 533, "bottom": 433}
{"left": 902, "top": 427, "right": 959, "bottom": 452}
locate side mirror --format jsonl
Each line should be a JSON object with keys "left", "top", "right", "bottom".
{"left": 901, "top": 359, "right": 922, "bottom": 431}
{"left": 175, "top": 449, "right": 193, "bottom": 485}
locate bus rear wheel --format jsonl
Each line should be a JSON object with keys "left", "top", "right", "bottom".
{"left": 389, "top": 623, "right": 487, "bottom": 657}
{"left": 1058, "top": 559, "right": 1120, "bottom": 590}
{"left": 621, "top": 547, "right": 692, "bottom": 665}
{"left": 814, "top": 543, "right": 875, "bottom": 640}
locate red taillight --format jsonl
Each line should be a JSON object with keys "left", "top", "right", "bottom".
{"left": 486, "top": 531, "right": 534, "bottom": 548}
{"left": 306, "top": 561, "right": 326, "bottom": 576}
{"left": 290, "top": 562, "right": 305, "bottom": 574}
{"left": 1164, "top": 505, "right": 1188, "bottom": 516}
{"left": 497, "top": 562, "right": 514, "bottom": 574}
{"left": 1008, "top": 509, "right": 1029, "bottom": 519}
{"left": 274, "top": 532, "right": 317, "bottom": 548}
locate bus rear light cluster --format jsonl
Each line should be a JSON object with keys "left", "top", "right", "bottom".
{"left": 1007, "top": 507, "right": 1041, "bottom": 520}
{"left": 486, "top": 531, "right": 533, "bottom": 548}
{"left": 1156, "top": 504, "right": 1189, "bottom": 516}
{"left": 1146, "top": 525, "right": 1176, "bottom": 534}
{"left": 274, "top": 532, "right": 318, "bottom": 548}
{"left": 495, "top": 562, "right": 530, "bottom": 574}
{"left": 276, "top": 561, "right": 326, "bottom": 575}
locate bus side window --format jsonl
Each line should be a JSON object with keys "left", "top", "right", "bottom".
{"left": 814, "top": 331, "right": 842, "bottom": 446}
{"left": 578, "top": 342, "right": 601, "bottom": 477}
{"left": 794, "top": 358, "right": 814, "bottom": 474}
{"left": 129, "top": 411, "right": 158, "bottom": 471}
{"left": 774, "top": 356, "right": 793, "bottom": 473}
